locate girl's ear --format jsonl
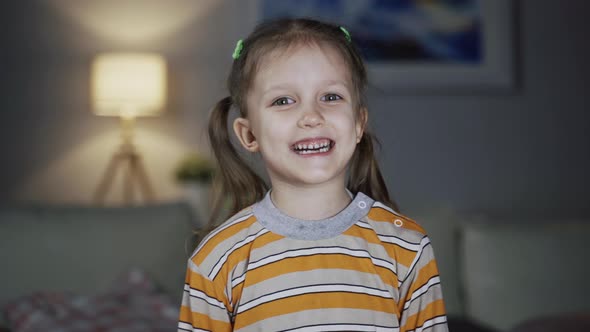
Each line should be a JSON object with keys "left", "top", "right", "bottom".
{"left": 233, "top": 117, "right": 259, "bottom": 152}
{"left": 356, "top": 107, "right": 368, "bottom": 143}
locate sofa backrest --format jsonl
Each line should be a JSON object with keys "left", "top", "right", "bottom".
{"left": 406, "top": 206, "right": 466, "bottom": 317}
{"left": 0, "top": 202, "right": 199, "bottom": 313}
{"left": 461, "top": 220, "right": 590, "bottom": 331}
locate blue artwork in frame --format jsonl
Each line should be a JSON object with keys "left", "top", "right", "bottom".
{"left": 259, "top": 0, "right": 514, "bottom": 94}
{"left": 261, "top": 0, "right": 482, "bottom": 64}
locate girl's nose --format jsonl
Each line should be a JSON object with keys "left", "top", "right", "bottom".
{"left": 297, "top": 108, "right": 325, "bottom": 128}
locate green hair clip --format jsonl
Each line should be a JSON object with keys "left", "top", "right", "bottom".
{"left": 340, "top": 26, "right": 352, "bottom": 43}
{"left": 232, "top": 39, "right": 244, "bottom": 60}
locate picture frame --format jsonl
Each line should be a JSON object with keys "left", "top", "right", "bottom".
{"left": 257, "top": 0, "right": 515, "bottom": 94}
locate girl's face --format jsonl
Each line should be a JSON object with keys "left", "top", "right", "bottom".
{"left": 233, "top": 44, "right": 366, "bottom": 190}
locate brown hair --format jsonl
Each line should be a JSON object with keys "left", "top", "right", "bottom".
{"left": 207, "top": 18, "right": 398, "bottom": 229}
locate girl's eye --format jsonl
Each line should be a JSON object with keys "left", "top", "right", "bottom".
{"left": 271, "top": 97, "right": 295, "bottom": 106}
{"left": 322, "top": 94, "right": 343, "bottom": 102}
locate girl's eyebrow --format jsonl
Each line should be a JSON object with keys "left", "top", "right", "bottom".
{"left": 262, "top": 83, "right": 293, "bottom": 96}
{"left": 319, "top": 80, "right": 352, "bottom": 92}
{"left": 263, "top": 80, "right": 349, "bottom": 95}
{"left": 322, "top": 79, "right": 348, "bottom": 86}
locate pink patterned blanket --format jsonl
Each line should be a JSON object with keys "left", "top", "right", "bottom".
{"left": 3, "top": 268, "right": 178, "bottom": 332}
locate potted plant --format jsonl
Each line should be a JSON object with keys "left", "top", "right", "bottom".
{"left": 174, "top": 153, "right": 215, "bottom": 227}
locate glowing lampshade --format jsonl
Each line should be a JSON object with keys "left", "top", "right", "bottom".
{"left": 91, "top": 53, "right": 167, "bottom": 118}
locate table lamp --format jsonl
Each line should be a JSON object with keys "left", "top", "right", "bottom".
{"left": 91, "top": 52, "right": 167, "bottom": 204}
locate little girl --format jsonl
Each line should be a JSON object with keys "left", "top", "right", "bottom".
{"left": 178, "top": 18, "right": 448, "bottom": 332}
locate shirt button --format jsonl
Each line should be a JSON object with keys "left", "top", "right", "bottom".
{"left": 358, "top": 201, "right": 367, "bottom": 209}
{"left": 394, "top": 219, "right": 404, "bottom": 227}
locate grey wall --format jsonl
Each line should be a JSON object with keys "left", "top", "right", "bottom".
{"left": 1, "top": 0, "right": 588, "bottom": 218}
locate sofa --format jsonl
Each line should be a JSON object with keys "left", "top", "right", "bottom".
{"left": 1, "top": 201, "right": 589, "bottom": 331}
{"left": 0, "top": 201, "right": 200, "bottom": 331}
{"left": 413, "top": 207, "right": 590, "bottom": 331}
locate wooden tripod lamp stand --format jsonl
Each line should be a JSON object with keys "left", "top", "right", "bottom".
{"left": 91, "top": 53, "right": 167, "bottom": 205}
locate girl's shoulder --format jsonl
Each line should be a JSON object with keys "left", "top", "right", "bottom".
{"left": 365, "top": 200, "right": 428, "bottom": 239}
{"left": 188, "top": 204, "right": 262, "bottom": 265}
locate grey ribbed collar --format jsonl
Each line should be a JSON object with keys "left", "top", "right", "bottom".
{"left": 252, "top": 190, "right": 374, "bottom": 240}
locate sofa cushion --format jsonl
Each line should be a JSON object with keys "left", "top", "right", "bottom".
{"left": 461, "top": 220, "right": 590, "bottom": 331}
{"left": 508, "top": 312, "right": 590, "bottom": 332}
{"left": 0, "top": 202, "right": 199, "bottom": 314}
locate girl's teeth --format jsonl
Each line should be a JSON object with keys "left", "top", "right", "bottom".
{"left": 293, "top": 140, "right": 333, "bottom": 154}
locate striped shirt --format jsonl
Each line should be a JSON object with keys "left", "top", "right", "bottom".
{"left": 178, "top": 191, "right": 448, "bottom": 332}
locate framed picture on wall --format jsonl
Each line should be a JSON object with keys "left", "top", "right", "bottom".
{"left": 259, "top": 0, "right": 515, "bottom": 94}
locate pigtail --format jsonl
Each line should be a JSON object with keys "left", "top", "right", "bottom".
{"left": 207, "top": 96, "right": 268, "bottom": 229}
{"left": 348, "top": 131, "right": 400, "bottom": 212}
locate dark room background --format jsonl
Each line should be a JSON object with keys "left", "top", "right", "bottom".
{"left": 1, "top": 0, "right": 588, "bottom": 219}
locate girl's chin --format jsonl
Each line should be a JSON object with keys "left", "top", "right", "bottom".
{"left": 270, "top": 169, "right": 348, "bottom": 187}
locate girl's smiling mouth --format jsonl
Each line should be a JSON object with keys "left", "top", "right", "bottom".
{"left": 291, "top": 138, "right": 335, "bottom": 155}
